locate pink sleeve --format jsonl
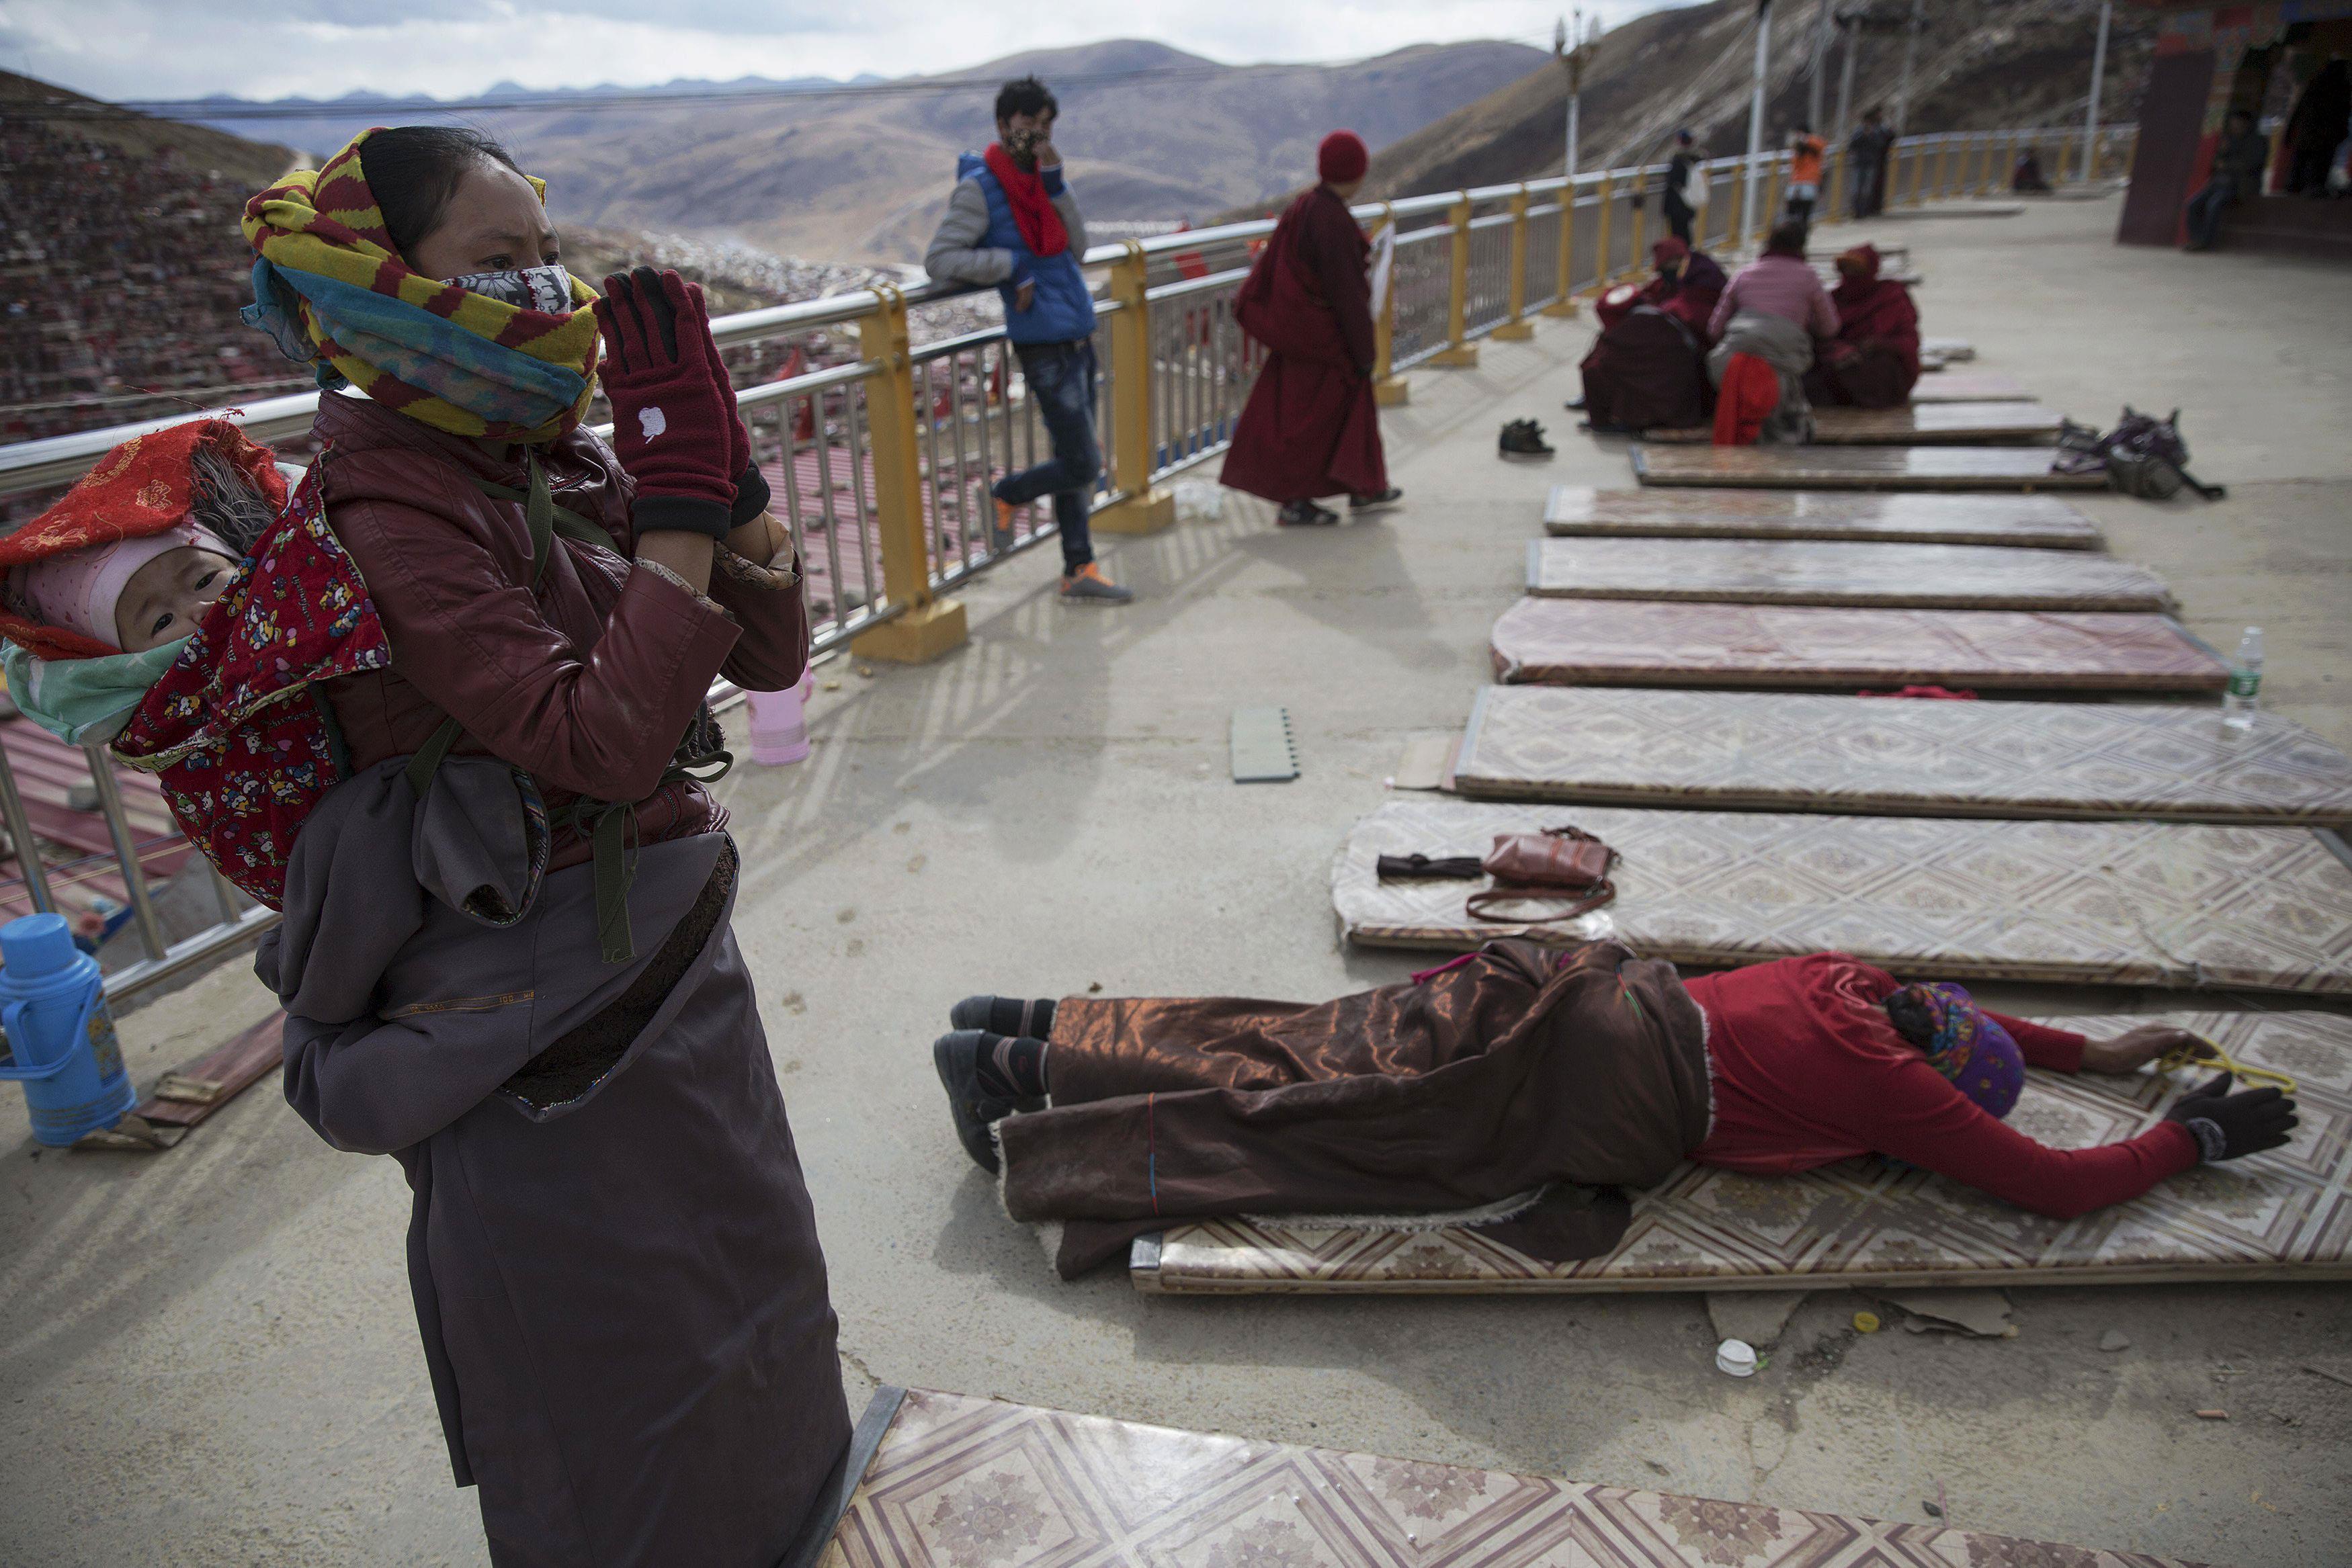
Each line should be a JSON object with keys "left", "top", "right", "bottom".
{"left": 1810, "top": 281, "right": 1840, "bottom": 340}
{"left": 1832, "top": 1053, "right": 2199, "bottom": 1220}
{"left": 1706, "top": 277, "right": 1738, "bottom": 342}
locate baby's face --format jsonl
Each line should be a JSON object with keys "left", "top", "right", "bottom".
{"left": 114, "top": 546, "right": 236, "bottom": 652}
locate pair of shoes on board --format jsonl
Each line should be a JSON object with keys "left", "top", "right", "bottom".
{"left": 1059, "top": 562, "right": 1134, "bottom": 603}
{"left": 1348, "top": 487, "right": 1404, "bottom": 514}
{"left": 1499, "top": 419, "right": 1556, "bottom": 459}
{"left": 1277, "top": 499, "right": 1342, "bottom": 526}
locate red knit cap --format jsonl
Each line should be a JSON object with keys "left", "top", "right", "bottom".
{"left": 1318, "top": 130, "right": 1370, "bottom": 184}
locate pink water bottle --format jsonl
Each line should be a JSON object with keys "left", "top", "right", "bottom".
{"left": 745, "top": 669, "right": 814, "bottom": 765}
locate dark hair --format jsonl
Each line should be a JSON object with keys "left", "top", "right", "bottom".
{"left": 994, "top": 76, "right": 1057, "bottom": 126}
{"left": 362, "top": 126, "right": 523, "bottom": 261}
{"left": 1792, "top": 122, "right": 1813, "bottom": 134}
{"left": 1863, "top": 105, "right": 1884, "bottom": 121}
{"left": 2226, "top": 107, "right": 2255, "bottom": 125}
{"left": 1883, "top": 988, "right": 1937, "bottom": 1051}
{"left": 1765, "top": 218, "right": 1810, "bottom": 256}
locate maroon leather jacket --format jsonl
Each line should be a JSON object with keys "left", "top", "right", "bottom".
{"left": 312, "top": 392, "right": 808, "bottom": 870}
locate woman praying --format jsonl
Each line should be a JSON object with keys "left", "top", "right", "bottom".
{"left": 1804, "top": 243, "right": 1922, "bottom": 409}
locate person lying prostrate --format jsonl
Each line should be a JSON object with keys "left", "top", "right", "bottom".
{"left": 1802, "top": 244, "right": 1921, "bottom": 409}
{"left": 929, "top": 944, "right": 2296, "bottom": 1278}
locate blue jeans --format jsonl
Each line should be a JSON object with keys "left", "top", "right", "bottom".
{"left": 2186, "top": 175, "right": 2242, "bottom": 249}
{"left": 997, "top": 340, "right": 1099, "bottom": 572}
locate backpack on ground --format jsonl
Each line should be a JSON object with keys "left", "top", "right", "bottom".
{"left": 2054, "top": 406, "right": 2226, "bottom": 501}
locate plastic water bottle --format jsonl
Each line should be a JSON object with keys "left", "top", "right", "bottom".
{"left": 2222, "top": 626, "right": 2264, "bottom": 733}
{"left": 745, "top": 668, "right": 814, "bottom": 767}
{"left": 0, "top": 912, "right": 134, "bottom": 1146}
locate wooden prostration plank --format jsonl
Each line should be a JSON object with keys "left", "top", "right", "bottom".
{"left": 1631, "top": 443, "right": 2106, "bottom": 490}
{"left": 1490, "top": 597, "right": 2230, "bottom": 693}
{"left": 1525, "top": 536, "right": 2174, "bottom": 610}
{"left": 1908, "top": 369, "right": 2031, "bottom": 402}
{"left": 1544, "top": 486, "right": 2103, "bottom": 548}
{"left": 1639, "top": 400, "right": 2064, "bottom": 446}
{"left": 1451, "top": 687, "right": 2352, "bottom": 826}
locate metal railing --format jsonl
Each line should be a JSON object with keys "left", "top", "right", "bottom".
{"left": 0, "top": 119, "right": 2138, "bottom": 1004}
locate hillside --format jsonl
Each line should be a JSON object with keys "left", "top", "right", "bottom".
{"left": 179, "top": 39, "right": 1548, "bottom": 263}
{"left": 1361, "top": 0, "right": 2158, "bottom": 202}
{"left": 1, "top": 70, "right": 298, "bottom": 189}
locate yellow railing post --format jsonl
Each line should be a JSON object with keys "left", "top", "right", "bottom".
{"left": 1494, "top": 187, "right": 1536, "bottom": 341}
{"left": 1761, "top": 157, "right": 1783, "bottom": 239}
{"left": 1904, "top": 140, "right": 1926, "bottom": 206}
{"left": 1825, "top": 146, "right": 1847, "bottom": 224}
{"left": 848, "top": 282, "right": 966, "bottom": 663}
{"left": 1542, "top": 179, "right": 1577, "bottom": 318}
{"left": 1371, "top": 206, "right": 1409, "bottom": 406}
{"left": 1090, "top": 241, "right": 1175, "bottom": 535}
{"left": 1431, "top": 195, "right": 1480, "bottom": 367}
{"left": 1625, "top": 180, "right": 1648, "bottom": 280}
{"left": 1589, "top": 174, "right": 1615, "bottom": 292}
{"left": 1933, "top": 134, "right": 1951, "bottom": 199}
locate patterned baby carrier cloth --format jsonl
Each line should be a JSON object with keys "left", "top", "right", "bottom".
{"left": 114, "top": 449, "right": 726, "bottom": 961}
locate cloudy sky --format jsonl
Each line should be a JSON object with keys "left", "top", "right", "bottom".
{"left": 1, "top": 0, "right": 1695, "bottom": 102}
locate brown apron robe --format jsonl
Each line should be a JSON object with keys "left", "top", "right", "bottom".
{"left": 262, "top": 758, "right": 848, "bottom": 1568}
{"left": 998, "top": 940, "right": 1712, "bottom": 1277}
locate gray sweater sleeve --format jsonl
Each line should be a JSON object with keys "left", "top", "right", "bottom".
{"left": 925, "top": 179, "right": 1013, "bottom": 286}
{"left": 1052, "top": 187, "right": 1088, "bottom": 259}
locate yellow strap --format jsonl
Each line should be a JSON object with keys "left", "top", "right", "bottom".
{"left": 2158, "top": 1037, "right": 2297, "bottom": 1096}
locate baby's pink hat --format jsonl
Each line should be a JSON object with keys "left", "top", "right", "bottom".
{"left": 9, "top": 521, "right": 230, "bottom": 651}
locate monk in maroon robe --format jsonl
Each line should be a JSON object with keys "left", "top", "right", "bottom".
{"left": 1804, "top": 244, "right": 1922, "bottom": 408}
{"left": 1223, "top": 130, "right": 1398, "bottom": 525}
{"left": 1578, "top": 237, "right": 1726, "bottom": 433}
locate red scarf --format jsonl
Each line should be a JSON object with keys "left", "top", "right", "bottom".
{"left": 984, "top": 144, "right": 1068, "bottom": 259}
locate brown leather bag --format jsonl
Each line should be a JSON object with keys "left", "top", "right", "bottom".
{"left": 1466, "top": 826, "right": 1619, "bottom": 924}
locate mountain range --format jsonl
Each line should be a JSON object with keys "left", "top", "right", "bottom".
{"left": 170, "top": 40, "right": 1550, "bottom": 263}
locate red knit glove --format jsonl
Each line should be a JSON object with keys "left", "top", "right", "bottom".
{"left": 698, "top": 293, "right": 770, "bottom": 528}
{"left": 594, "top": 267, "right": 734, "bottom": 540}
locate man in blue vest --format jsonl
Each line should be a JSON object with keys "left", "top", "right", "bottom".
{"left": 925, "top": 76, "right": 1132, "bottom": 604}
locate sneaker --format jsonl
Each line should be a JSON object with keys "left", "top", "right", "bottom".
{"left": 1060, "top": 562, "right": 1134, "bottom": 604}
{"left": 950, "top": 995, "right": 1055, "bottom": 1038}
{"left": 1277, "top": 499, "right": 1342, "bottom": 526}
{"left": 991, "top": 497, "right": 1018, "bottom": 553}
{"left": 933, "top": 1030, "right": 1012, "bottom": 1172}
{"left": 1499, "top": 419, "right": 1556, "bottom": 459}
{"left": 1347, "top": 488, "right": 1404, "bottom": 514}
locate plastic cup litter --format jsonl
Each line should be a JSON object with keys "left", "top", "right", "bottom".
{"left": 745, "top": 669, "right": 814, "bottom": 766}
{"left": 1715, "top": 1338, "right": 1759, "bottom": 1377}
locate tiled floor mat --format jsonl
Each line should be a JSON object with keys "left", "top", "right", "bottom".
{"left": 1631, "top": 445, "right": 2107, "bottom": 490}
{"left": 813, "top": 1388, "right": 2203, "bottom": 1568}
{"left": 1451, "top": 687, "right": 2352, "bottom": 826}
{"left": 1490, "top": 598, "right": 2228, "bottom": 693}
{"left": 1130, "top": 1008, "right": 2352, "bottom": 1297}
{"left": 1525, "top": 537, "right": 2171, "bottom": 610}
{"left": 1640, "top": 402, "right": 2062, "bottom": 446}
{"left": 1544, "top": 487, "right": 2101, "bottom": 548}
{"left": 1330, "top": 799, "right": 2352, "bottom": 993}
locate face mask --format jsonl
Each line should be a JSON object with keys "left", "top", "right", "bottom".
{"left": 1002, "top": 128, "right": 1042, "bottom": 157}
{"left": 444, "top": 262, "right": 577, "bottom": 315}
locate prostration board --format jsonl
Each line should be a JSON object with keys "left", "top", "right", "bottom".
{"left": 1631, "top": 443, "right": 2107, "bottom": 490}
{"left": 1450, "top": 687, "right": 2352, "bottom": 826}
{"left": 1490, "top": 597, "right": 2229, "bottom": 693}
{"left": 1908, "top": 369, "right": 2032, "bottom": 402}
{"left": 1525, "top": 536, "right": 2173, "bottom": 610}
{"left": 1130, "top": 1008, "right": 2352, "bottom": 1298}
{"left": 1544, "top": 486, "right": 2103, "bottom": 548}
{"left": 806, "top": 1388, "right": 2199, "bottom": 1568}
{"left": 1329, "top": 798, "right": 2352, "bottom": 994}
{"left": 1639, "top": 401, "right": 2064, "bottom": 447}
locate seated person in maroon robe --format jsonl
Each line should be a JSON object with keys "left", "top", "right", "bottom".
{"left": 930, "top": 945, "right": 2293, "bottom": 1278}
{"left": 1803, "top": 243, "right": 1922, "bottom": 408}
{"left": 1222, "top": 130, "right": 1400, "bottom": 526}
{"left": 1577, "top": 237, "right": 1727, "bottom": 433}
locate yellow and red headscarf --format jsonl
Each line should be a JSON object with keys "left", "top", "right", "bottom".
{"left": 241, "top": 128, "right": 600, "bottom": 443}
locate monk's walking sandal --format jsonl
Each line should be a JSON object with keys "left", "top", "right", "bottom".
{"left": 1499, "top": 419, "right": 1556, "bottom": 459}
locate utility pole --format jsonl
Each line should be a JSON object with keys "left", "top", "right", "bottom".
{"left": 1835, "top": 9, "right": 1861, "bottom": 144}
{"left": 1744, "top": 0, "right": 1773, "bottom": 238}
{"left": 2081, "top": 0, "right": 2113, "bottom": 183}
{"left": 1894, "top": 0, "right": 1923, "bottom": 134}
{"left": 1555, "top": 11, "right": 1600, "bottom": 181}
{"left": 1807, "top": 0, "right": 1836, "bottom": 131}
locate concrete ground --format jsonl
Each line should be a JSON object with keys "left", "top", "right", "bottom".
{"left": 3, "top": 195, "right": 2349, "bottom": 1567}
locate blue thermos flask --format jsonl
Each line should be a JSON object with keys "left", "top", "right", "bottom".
{"left": 0, "top": 912, "right": 135, "bottom": 1145}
